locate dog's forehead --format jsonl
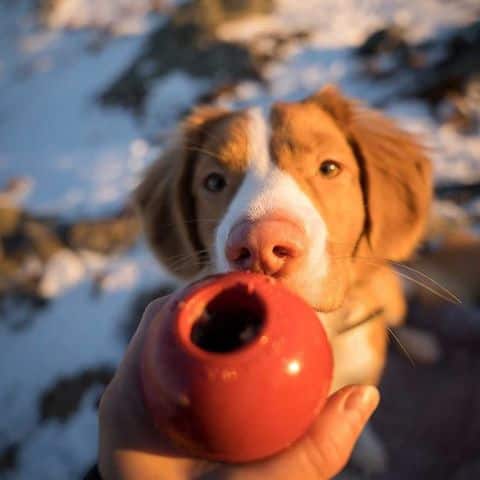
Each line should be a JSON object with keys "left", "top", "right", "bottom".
{"left": 200, "top": 100, "right": 348, "bottom": 174}
{"left": 269, "top": 100, "right": 346, "bottom": 145}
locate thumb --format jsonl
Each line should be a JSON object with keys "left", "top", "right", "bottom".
{"left": 299, "top": 385, "right": 380, "bottom": 479}
{"left": 223, "top": 385, "right": 380, "bottom": 480}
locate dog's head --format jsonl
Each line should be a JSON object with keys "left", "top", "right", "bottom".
{"left": 135, "top": 86, "right": 432, "bottom": 312}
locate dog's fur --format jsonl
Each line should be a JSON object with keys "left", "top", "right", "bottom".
{"left": 134, "top": 86, "right": 432, "bottom": 471}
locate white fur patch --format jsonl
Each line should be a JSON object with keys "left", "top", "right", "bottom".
{"left": 324, "top": 315, "right": 378, "bottom": 391}
{"left": 214, "top": 108, "right": 329, "bottom": 278}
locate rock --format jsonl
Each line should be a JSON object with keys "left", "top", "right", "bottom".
{"left": 99, "top": 0, "right": 274, "bottom": 112}
{"left": 100, "top": 24, "right": 261, "bottom": 112}
{"left": 66, "top": 208, "right": 140, "bottom": 255}
{"left": 363, "top": 20, "right": 480, "bottom": 109}
{"left": 83, "top": 464, "right": 103, "bottom": 480}
{"left": 435, "top": 183, "right": 480, "bottom": 207}
{"left": 39, "top": 365, "right": 115, "bottom": 423}
{"left": 357, "top": 24, "right": 408, "bottom": 57}
{"left": 0, "top": 443, "right": 19, "bottom": 474}
{"left": 0, "top": 207, "right": 22, "bottom": 238}
{"left": 355, "top": 24, "right": 416, "bottom": 80}
{"left": 0, "top": 292, "right": 49, "bottom": 331}
{"left": 436, "top": 94, "right": 479, "bottom": 134}
{"left": 23, "top": 219, "right": 64, "bottom": 260}
{"left": 0, "top": 201, "right": 140, "bottom": 303}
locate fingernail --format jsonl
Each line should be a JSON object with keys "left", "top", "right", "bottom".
{"left": 343, "top": 386, "right": 379, "bottom": 413}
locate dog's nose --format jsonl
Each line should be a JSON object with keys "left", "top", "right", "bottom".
{"left": 226, "top": 217, "right": 307, "bottom": 276}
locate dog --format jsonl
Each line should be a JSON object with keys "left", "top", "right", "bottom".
{"left": 134, "top": 85, "right": 433, "bottom": 473}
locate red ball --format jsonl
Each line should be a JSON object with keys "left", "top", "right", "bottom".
{"left": 140, "top": 272, "right": 333, "bottom": 463}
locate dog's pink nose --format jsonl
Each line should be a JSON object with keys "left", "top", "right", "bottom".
{"left": 226, "top": 217, "right": 307, "bottom": 276}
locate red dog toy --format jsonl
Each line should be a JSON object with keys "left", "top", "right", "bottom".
{"left": 140, "top": 272, "right": 333, "bottom": 462}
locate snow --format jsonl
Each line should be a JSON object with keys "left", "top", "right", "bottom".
{"left": 0, "top": 2, "right": 169, "bottom": 216}
{"left": 95, "top": 258, "right": 139, "bottom": 292}
{"left": 3, "top": 388, "right": 101, "bottom": 480}
{"left": 0, "top": 246, "right": 163, "bottom": 479}
{"left": 143, "top": 71, "right": 210, "bottom": 138}
{"left": 35, "top": 249, "right": 139, "bottom": 299}
{"left": 38, "top": 250, "right": 89, "bottom": 298}
{"left": 39, "top": 0, "right": 177, "bottom": 35}
{"left": 219, "top": 0, "right": 479, "bottom": 45}
{"left": 0, "top": 0, "right": 479, "bottom": 478}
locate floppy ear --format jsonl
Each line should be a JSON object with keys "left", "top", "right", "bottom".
{"left": 312, "top": 85, "right": 432, "bottom": 261}
{"left": 134, "top": 106, "right": 229, "bottom": 279}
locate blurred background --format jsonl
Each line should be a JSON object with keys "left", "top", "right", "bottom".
{"left": 1, "top": 0, "right": 479, "bottom": 478}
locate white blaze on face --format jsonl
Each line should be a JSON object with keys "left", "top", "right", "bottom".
{"left": 214, "top": 108, "right": 329, "bottom": 281}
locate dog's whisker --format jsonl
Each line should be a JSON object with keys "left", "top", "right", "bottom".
{"left": 168, "top": 253, "right": 213, "bottom": 273}
{"left": 169, "top": 261, "right": 214, "bottom": 275}
{"left": 388, "top": 261, "right": 461, "bottom": 304}
{"left": 167, "top": 258, "right": 196, "bottom": 271}
{"left": 168, "top": 254, "right": 208, "bottom": 270}
{"left": 387, "top": 326, "right": 415, "bottom": 367}
{"left": 164, "top": 254, "right": 189, "bottom": 265}
{"left": 163, "top": 248, "right": 210, "bottom": 263}
{"left": 167, "top": 256, "right": 203, "bottom": 269}
{"left": 394, "top": 269, "right": 460, "bottom": 304}
{"left": 166, "top": 251, "right": 210, "bottom": 270}
{"left": 359, "top": 256, "right": 461, "bottom": 305}
{"left": 330, "top": 254, "right": 461, "bottom": 304}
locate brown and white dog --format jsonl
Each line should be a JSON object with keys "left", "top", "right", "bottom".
{"left": 134, "top": 85, "right": 433, "bottom": 472}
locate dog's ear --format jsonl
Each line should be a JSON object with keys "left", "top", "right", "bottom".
{"left": 134, "top": 106, "right": 229, "bottom": 279}
{"left": 311, "top": 85, "right": 432, "bottom": 260}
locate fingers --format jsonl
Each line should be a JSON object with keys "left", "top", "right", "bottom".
{"left": 133, "top": 296, "right": 171, "bottom": 345}
{"left": 98, "top": 294, "right": 178, "bottom": 479}
{"left": 221, "top": 385, "right": 379, "bottom": 480}
{"left": 125, "top": 287, "right": 190, "bottom": 360}
{"left": 302, "top": 385, "right": 380, "bottom": 479}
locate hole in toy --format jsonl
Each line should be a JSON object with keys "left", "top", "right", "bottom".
{"left": 191, "top": 285, "right": 265, "bottom": 353}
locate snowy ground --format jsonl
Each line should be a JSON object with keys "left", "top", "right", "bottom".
{"left": 0, "top": 1, "right": 479, "bottom": 479}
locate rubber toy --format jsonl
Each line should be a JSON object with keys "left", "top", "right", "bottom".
{"left": 140, "top": 271, "right": 333, "bottom": 462}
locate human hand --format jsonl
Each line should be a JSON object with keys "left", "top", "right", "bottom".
{"left": 98, "top": 297, "right": 379, "bottom": 480}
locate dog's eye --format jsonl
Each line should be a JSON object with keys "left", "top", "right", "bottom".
{"left": 203, "top": 173, "right": 227, "bottom": 193}
{"left": 319, "top": 160, "right": 342, "bottom": 178}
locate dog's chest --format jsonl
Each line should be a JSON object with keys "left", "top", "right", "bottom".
{"left": 319, "top": 307, "right": 388, "bottom": 392}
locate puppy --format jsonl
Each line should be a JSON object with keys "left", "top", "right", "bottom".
{"left": 134, "top": 85, "right": 432, "bottom": 472}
